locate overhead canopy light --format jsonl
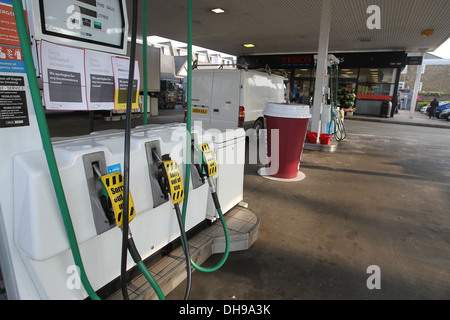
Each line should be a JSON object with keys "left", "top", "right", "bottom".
{"left": 211, "top": 8, "right": 225, "bottom": 14}
{"left": 243, "top": 43, "right": 255, "bottom": 48}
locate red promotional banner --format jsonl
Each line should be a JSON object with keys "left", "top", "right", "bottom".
{"left": 0, "top": 2, "right": 21, "bottom": 47}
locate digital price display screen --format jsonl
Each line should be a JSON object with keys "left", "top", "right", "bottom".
{"left": 39, "top": 0, "right": 125, "bottom": 51}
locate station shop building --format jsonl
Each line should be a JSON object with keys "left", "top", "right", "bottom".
{"left": 238, "top": 51, "right": 408, "bottom": 117}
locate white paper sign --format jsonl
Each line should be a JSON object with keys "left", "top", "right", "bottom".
{"left": 85, "top": 50, "right": 115, "bottom": 110}
{"left": 41, "top": 40, "right": 87, "bottom": 110}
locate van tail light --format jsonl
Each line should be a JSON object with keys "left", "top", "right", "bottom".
{"left": 239, "top": 106, "right": 245, "bottom": 123}
{"left": 184, "top": 102, "right": 187, "bottom": 119}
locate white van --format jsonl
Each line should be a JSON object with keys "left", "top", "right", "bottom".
{"left": 187, "top": 69, "right": 286, "bottom": 131}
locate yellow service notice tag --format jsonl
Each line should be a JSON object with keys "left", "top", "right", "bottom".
{"left": 100, "top": 172, "right": 136, "bottom": 227}
{"left": 161, "top": 161, "right": 184, "bottom": 205}
{"left": 200, "top": 143, "right": 217, "bottom": 177}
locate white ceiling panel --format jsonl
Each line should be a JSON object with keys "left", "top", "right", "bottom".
{"left": 129, "top": 0, "right": 450, "bottom": 56}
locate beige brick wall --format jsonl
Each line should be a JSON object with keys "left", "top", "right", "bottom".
{"left": 400, "top": 64, "right": 450, "bottom": 95}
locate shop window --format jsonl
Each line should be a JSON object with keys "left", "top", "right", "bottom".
{"left": 291, "top": 80, "right": 312, "bottom": 104}
{"left": 357, "top": 68, "right": 397, "bottom": 97}
{"left": 271, "top": 69, "right": 289, "bottom": 77}
{"left": 294, "top": 68, "right": 311, "bottom": 78}
{"left": 339, "top": 82, "right": 356, "bottom": 91}
{"left": 339, "top": 69, "right": 358, "bottom": 79}
{"left": 338, "top": 69, "right": 358, "bottom": 100}
{"left": 358, "top": 68, "right": 395, "bottom": 83}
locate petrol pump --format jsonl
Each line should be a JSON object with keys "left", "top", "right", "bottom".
{"left": 306, "top": 54, "right": 346, "bottom": 150}
{"left": 0, "top": 0, "right": 247, "bottom": 300}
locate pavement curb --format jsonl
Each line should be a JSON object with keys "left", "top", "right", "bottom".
{"left": 345, "top": 115, "right": 450, "bottom": 129}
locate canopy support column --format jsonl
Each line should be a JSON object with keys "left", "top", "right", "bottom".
{"left": 409, "top": 51, "right": 425, "bottom": 119}
{"left": 310, "top": 0, "right": 332, "bottom": 141}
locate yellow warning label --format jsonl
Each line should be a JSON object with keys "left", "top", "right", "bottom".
{"left": 114, "top": 89, "right": 140, "bottom": 111}
{"left": 161, "top": 160, "right": 184, "bottom": 205}
{"left": 200, "top": 143, "right": 217, "bottom": 177}
{"left": 100, "top": 172, "right": 136, "bottom": 227}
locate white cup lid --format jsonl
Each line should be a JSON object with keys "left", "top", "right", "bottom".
{"left": 264, "top": 103, "right": 311, "bottom": 119}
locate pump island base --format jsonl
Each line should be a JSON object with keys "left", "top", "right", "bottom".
{"left": 106, "top": 203, "right": 259, "bottom": 300}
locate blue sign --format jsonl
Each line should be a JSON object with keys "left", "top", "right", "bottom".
{"left": 0, "top": 51, "right": 26, "bottom": 73}
{"left": 107, "top": 163, "right": 122, "bottom": 174}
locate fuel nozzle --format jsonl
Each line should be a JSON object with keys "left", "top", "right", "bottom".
{"left": 160, "top": 160, "right": 185, "bottom": 205}
{"left": 92, "top": 163, "right": 136, "bottom": 227}
{"left": 152, "top": 150, "right": 170, "bottom": 201}
{"left": 92, "top": 163, "right": 115, "bottom": 225}
{"left": 151, "top": 148, "right": 163, "bottom": 163}
{"left": 152, "top": 149, "right": 185, "bottom": 205}
{"left": 196, "top": 143, "right": 218, "bottom": 191}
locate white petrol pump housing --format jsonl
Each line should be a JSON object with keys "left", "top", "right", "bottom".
{"left": 6, "top": 123, "right": 245, "bottom": 299}
{"left": 0, "top": 0, "right": 246, "bottom": 300}
{"left": 205, "top": 129, "right": 245, "bottom": 219}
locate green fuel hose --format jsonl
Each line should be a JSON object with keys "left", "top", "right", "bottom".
{"left": 181, "top": 0, "right": 231, "bottom": 270}
{"left": 181, "top": 0, "right": 230, "bottom": 274}
{"left": 127, "top": 238, "right": 166, "bottom": 300}
{"left": 190, "top": 191, "right": 230, "bottom": 272}
{"left": 12, "top": 0, "right": 100, "bottom": 300}
{"left": 137, "top": 261, "right": 165, "bottom": 300}
{"left": 180, "top": 174, "right": 230, "bottom": 273}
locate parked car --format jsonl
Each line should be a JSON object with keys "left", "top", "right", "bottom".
{"left": 420, "top": 105, "right": 429, "bottom": 113}
{"left": 438, "top": 107, "right": 450, "bottom": 121}
{"left": 435, "top": 102, "right": 450, "bottom": 118}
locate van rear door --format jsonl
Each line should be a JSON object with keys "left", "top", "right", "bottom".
{"left": 210, "top": 70, "right": 241, "bottom": 129}
{"left": 191, "top": 71, "right": 213, "bottom": 127}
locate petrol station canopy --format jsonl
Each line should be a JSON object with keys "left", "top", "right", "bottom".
{"left": 130, "top": 0, "right": 450, "bottom": 56}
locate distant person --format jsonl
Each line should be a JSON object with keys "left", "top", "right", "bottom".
{"left": 394, "top": 91, "right": 402, "bottom": 115}
{"left": 429, "top": 98, "right": 438, "bottom": 120}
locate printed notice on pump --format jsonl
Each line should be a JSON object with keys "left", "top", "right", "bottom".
{"left": 85, "top": 50, "right": 115, "bottom": 110}
{"left": 41, "top": 40, "right": 88, "bottom": 110}
{"left": 0, "top": 74, "right": 29, "bottom": 128}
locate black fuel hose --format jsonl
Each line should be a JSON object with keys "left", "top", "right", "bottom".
{"left": 174, "top": 203, "right": 192, "bottom": 300}
{"left": 121, "top": 0, "right": 138, "bottom": 300}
